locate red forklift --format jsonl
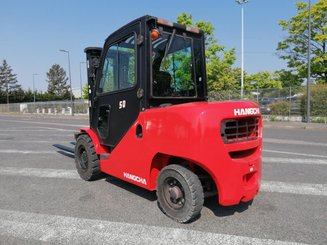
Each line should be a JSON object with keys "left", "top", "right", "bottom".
{"left": 75, "top": 15, "right": 262, "bottom": 223}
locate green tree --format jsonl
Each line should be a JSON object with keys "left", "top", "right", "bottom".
{"left": 22, "top": 89, "right": 34, "bottom": 102}
{"left": 247, "top": 71, "right": 283, "bottom": 89}
{"left": 277, "top": 0, "right": 327, "bottom": 84}
{"left": 177, "top": 13, "right": 238, "bottom": 91}
{"left": 82, "top": 83, "right": 88, "bottom": 99}
{"left": 0, "top": 60, "right": 22, "bottom": 103}
{"left": 46, "top": 64, "right": 70, "bottom": 98}
{"left": 275, "top": 69, "right": 302, "bottom": 87}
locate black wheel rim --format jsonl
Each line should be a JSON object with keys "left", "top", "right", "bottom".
{"left": 162, "top": 177, "right": 185, "bottom": 210}
{"left": 78, "top": 146, "right": 88, "bottom": 171}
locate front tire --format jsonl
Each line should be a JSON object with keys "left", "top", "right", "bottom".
{"left": 156, "top": 164, "right": 204, "bottom": 223}
{"left": 75, "top": 134, "right": 103, "bottom": 181}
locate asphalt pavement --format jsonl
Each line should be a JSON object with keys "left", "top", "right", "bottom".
{"left": 0, "top": 114, "right": 326, "bottom": 244}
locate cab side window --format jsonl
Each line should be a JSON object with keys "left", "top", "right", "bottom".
{"left": 98, "top": 35, "right": 136, "bottom": 93}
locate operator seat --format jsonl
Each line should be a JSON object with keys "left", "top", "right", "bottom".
{"left": 153, "top": 71, "right": 172, "bottom": 97}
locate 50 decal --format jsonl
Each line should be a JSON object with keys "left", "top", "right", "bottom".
{"left": 119, "top": 100, "right": 126, "bottom": 109}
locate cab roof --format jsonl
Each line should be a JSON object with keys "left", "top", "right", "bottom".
{"left": 105, "top": 15, "right": 202, "bottom": 42}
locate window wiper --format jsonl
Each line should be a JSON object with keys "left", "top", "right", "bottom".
{"left": 162, "top": 28, "right": 176, "bottom": 63}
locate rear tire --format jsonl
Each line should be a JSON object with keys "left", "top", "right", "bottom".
{"left": 75, "top": 134, "right": 103, "bottom": 181}
{"left": 156, "top": 164, "right": 204, "bottom": 223}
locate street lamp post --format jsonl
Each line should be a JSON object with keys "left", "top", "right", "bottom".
{"left": 59, "top": 49, "right": 74, "bottom": 116}
{"left": 32, "top": 73, "right": 38, "bottom": 112}
{"left": 236, "top": 0, "right": 249, "bottom": 100}
{"left": 79, "top": 62, "right": 86, "bottom": 99}
{"left": 306, "top": 0, "right": 311, "bottom": 123}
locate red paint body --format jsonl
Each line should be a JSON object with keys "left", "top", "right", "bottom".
{"left": 80, "top": 101, "right": 262, "bottom": 206}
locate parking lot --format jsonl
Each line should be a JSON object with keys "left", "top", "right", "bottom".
{"left": 0, "top": 114, "right": 326, "bottom": 244}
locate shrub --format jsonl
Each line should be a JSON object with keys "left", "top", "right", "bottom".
{"left": 301, "top": 85, "right": 327, "bottom": 117}
{"left": 269, "top": 101, "right": 290, "bottom": 116}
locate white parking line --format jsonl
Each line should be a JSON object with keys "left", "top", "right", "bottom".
{"left": 0, "top": 209, "right": 306, "bottom": 245}
{"left": 261, "top": 181, "right": 327, "bottom": 196}
{"left": 0, "top": 129, "right": 58, "bottom": 132}
{"left": 0, "top": 167, "right": 78, "bottom": 179}
{"left": 264, "top": 138, "right": 327, "bottom": 147}
{"left": 0, "top": 118, "right": 87, "bottom": 128}
{"left": 0, "top": 150, "right": 57, "bottom": 154}
{"left": 0, "top": 129, "right": 74, "bottom": 133}
{"left": 5, "top": 126, "right": 74, "bottom": 132}
{"left": 263, "top": 149, "right": 327, "bottom": 159}
{"left": 0, "top": 167, "right": 326, "bottom": 197}
{"left": 263, "top": 157, "right": 327, "bottom": 165}
{"left": 0, "top": 140, "right": 69, "bottom": 143}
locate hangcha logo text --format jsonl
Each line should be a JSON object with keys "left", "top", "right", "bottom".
{"left": 234, "top": 108, "right": 260, "bottom": 116}
{"left": 123, "top": 172, "right": 147, "bottom": 185}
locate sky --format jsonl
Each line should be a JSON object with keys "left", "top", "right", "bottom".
{"left": 0, "top": 0, "right": 317, "bottom": 92}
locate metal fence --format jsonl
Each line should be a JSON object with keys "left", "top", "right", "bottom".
{"left": 1, "top": 85, "right": 326, "bottom": 122}
{"left": 209, "top": 85, "right": 327, "bottom": 122}
{"left": 0, "top": 100, "right": 89, "bottom": 115}
{"left": 210, "top": 86, "right": 302, "bottom": 116}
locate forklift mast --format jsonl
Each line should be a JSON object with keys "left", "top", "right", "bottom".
{"left": 84, "top": 47, "right": 102, "bottom": 124}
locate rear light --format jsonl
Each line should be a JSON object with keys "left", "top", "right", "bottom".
{"left": 156, "top": 18, "right": 200, "bottom": 33}
{"left": 186, "top": 26, "right": 200, "bottom": 34}
{"left": 157, "top": 18, "right": 174, "bottom": 27}
{"left": 220, "top": 117, "right": 259, "bottom": 144}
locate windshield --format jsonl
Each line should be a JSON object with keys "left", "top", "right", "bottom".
{"left": 152, "top": 32, "right": 196, "bottom": 97}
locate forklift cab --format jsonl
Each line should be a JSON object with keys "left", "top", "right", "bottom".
{"left": 85, "top": 15, "right": 207, "bottom": 149}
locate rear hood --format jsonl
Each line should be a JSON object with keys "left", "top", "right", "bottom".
{"left": 153, "top": 101, "right": 261, "bottom": 119}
